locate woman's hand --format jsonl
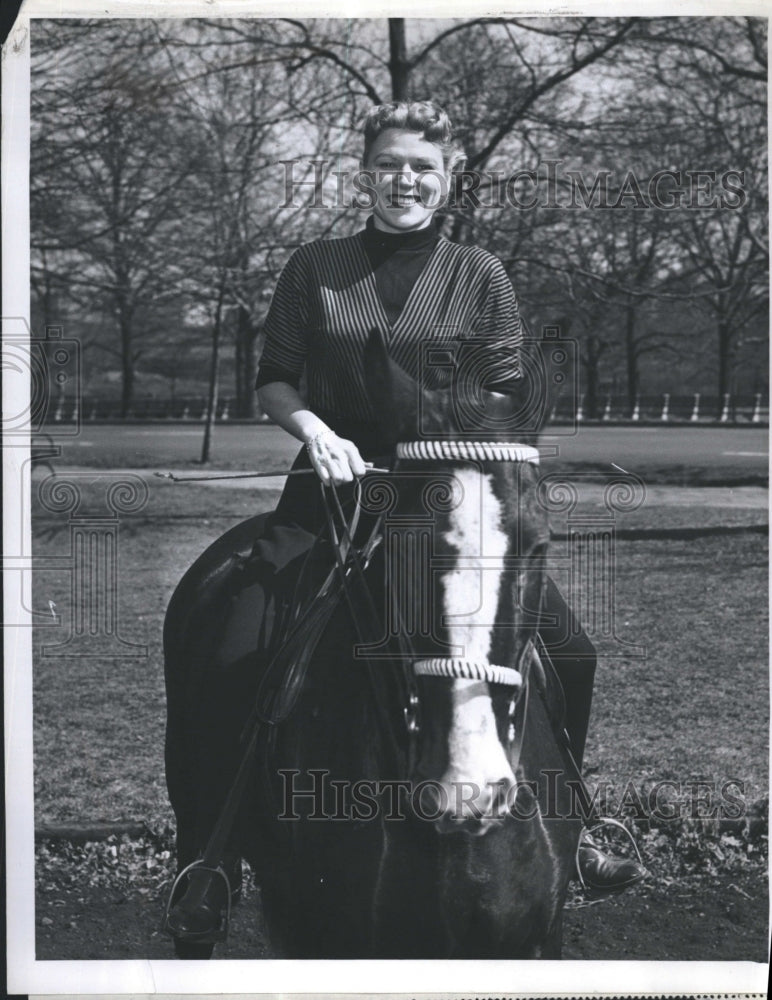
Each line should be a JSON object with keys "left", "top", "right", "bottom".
{"left": 306, "top": 428, "right": 368, "bottom": 485}
{"left": 256, "top": 382, "right": 368, "bottom": 485}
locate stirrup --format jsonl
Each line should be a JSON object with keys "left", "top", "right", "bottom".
{"left": 162, "top": 859, "right": 233, "bottom": 943}
{"left": 575, "top": 816, "right": 646, "bottom": 894}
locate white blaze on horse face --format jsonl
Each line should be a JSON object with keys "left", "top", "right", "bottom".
{"left": 438, "top": 678, "right": 517, "bottom": 830}
{"left": 441, "top": 468, "right": 509, "bottom": 663}
{"left": 434, "top": 468, "right": 517, "bottom": 828}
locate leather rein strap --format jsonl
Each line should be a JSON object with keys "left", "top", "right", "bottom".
{"left": 200, "top": 439, "right": 542, "bottom": 866}
{"left": 321, "top": 478, "right": 420, "bottom": 774}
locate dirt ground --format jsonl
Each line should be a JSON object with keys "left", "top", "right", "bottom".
{"left": 35, "top": 867, "right": 767, "bottom": 962}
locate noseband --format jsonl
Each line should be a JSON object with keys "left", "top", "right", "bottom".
{"left": 395, "top": 440, "right": 540, "bottom": 464}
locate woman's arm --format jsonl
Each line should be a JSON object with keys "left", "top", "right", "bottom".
{"left": 476, "top": 257, "right": 523, "bottom": 391}
{"left": 257, "top": 380, "right": 328, "bottom": 443}
{"left": 257, "top": 381, "right": 367, "bottom": 486}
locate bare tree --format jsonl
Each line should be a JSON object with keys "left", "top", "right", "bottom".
{"left": 628, "top": 18, "right": 768, "bottom": 411}
{"left": 31, "top": 20, "right": 199, "bottom": 415}
{"left": 31, "top": 17, "right": 766, "bottom": 420}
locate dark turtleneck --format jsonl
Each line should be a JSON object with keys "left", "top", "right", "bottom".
{"left": 361, "top": 215, "right": 440, "bottom": 327}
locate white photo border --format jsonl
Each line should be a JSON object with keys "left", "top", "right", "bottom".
{"left": 4, "top": 0, "right": 770, "bottom": 995}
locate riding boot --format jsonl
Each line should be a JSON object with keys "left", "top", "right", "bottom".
{"left": 539, "top": 576, "right": 597, "bottom": 773}
{"left": 539, "top": 578, "right": 647, "bottom": 894}
{"left": 550, "top": 650, "right": 595, "bottom": 773}
{"left": 165, "top": 665, "right": 251, "bottom": 943}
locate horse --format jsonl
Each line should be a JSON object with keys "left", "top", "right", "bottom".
{"left": 162, "top": 331, "right": 583, "bottom": 959}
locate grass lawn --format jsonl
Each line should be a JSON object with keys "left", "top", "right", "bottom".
{"left": 28, "top": 461, "right": 768, "bottom": 963}
{"left": 31, "top": 469, "right": 768, "bottom": 833}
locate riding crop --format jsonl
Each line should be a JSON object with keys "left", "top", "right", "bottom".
{"left": 154, "top": 467, "right": 390, "bottom": 483}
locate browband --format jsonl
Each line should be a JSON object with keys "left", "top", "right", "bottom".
{"left": 395, "top": 441, "right": 540, "bottom": 464}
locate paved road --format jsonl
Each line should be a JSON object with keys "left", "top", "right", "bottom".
{"left": 45, "top": 423, "right": 768, "bottom": 478}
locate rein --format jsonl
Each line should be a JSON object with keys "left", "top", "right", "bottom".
{"left": 320, "top": 479, "right": 418, "bottom": 773}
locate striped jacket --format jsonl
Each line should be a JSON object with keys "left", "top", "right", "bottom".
{"left": 257, "top": 227, "right": 523, "bottom": 423}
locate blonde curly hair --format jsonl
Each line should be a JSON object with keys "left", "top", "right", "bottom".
{"left": 361, "top": 100, "right": 466, "bottom": 173}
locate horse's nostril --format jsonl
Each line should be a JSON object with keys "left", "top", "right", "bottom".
{"left": 416, "top": 776, "right": 518, "bottom": 833}
{"left": 434, "top": 811, "right": 504, "bottom": 837}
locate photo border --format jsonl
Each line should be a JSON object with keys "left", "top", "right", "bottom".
{"left": 3, "top": 0, "right": 770, "bottom": 995}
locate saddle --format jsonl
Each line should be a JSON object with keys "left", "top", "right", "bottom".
{"left": 251, "top": 541, "right": 347, "bottom": 726}
{"left": 163, "top": 513, "right": 271, "bottom": 668}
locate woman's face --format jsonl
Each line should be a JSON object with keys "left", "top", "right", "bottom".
{"left": 362, "top": 129, "right": 449, "bottom": 233}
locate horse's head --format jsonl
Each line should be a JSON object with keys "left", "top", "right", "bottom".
{"left": 363, "top": 330, "right": 550, "bottom": 835}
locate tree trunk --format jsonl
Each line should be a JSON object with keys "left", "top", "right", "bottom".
{"left": 39, "top": 253, "right": 59, "bottom": 331}
{"left": 624, "top": 300, "right": 639, "bottom": 418}
{"left": 118, "top": 300, "right": 134, "bottom": 418}
{"left": 234, "top": 304, "right": 257, "bottom": 418}
{"left": 450, "top": 213, "right": 471, "bottom": 245}
{"left": 388, "top": 19, "right": 410, "bottom": 100}
{"left": 583, "top": 335, "right": 602, "bottom": 420}
{"left": 201, "top": 286, "right": 226, "bottom": 463}
{"left": 717, "top": 315, "right": 732, "bottom": 419}
{"left": 235, "top": 312, "right": 244, "bottom": 414}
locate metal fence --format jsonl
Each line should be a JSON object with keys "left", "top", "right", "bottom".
{"left": 45, "top": 393, "right": 768, "bottom": 424}
{"left": 553, "top": 392, "right": 768, "bottom": 424}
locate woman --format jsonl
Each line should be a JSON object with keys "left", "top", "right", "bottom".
{"left": 166, "top": 100, "right": 645, "bottom": 943}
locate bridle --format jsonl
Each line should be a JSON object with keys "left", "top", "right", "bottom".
{"left": 318, "top": 437, "right": 543, "bottom": 775}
